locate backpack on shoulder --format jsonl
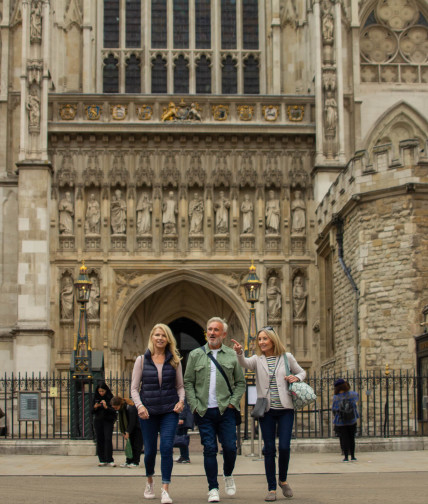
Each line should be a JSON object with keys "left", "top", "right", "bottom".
{"left": 338, "top": 397, "right": 354, "bottom": 421}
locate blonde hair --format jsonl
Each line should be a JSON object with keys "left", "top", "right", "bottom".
{"left": 147, "top": 323, "right": 182, "bottom": 369}
{"left": 255, "top": 326, "right": 286, "bottom": 357}
{"left": 111, "top": 395, "right": 134, "bottom": 407}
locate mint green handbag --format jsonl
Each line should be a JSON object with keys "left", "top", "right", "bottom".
{"left": 283, "top": 354, "right": 317, "bottom": 410}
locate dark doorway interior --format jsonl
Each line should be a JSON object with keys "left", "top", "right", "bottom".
{"left": 169, "top": 317, "right": 205, "bottom": 371}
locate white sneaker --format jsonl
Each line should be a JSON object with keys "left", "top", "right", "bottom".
{"left": 107, "top": 462, "right": 116, "bottom": 467}
{"left": 224, "top": 475, "right": 236, "bottom": 496}
{"left": 120, "top": 462, "right": 128, "bottom": 468}
{"left": 208, "top": 488, "right": 220, "bottom": 502}
{"left": 98, "top": 462, "right": 107, "bottom": 467}
{"left": 127, "top": 463, "right": 138, "bottom": 468}
{"left": 144, "top": 482, "right": 155, "bottom": 500}
{"left": 161, "top": 489, "right": 173, "bottom": 504}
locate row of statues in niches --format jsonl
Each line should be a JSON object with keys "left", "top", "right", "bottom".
{"left": 59, "top": 272, "right": 308, "bottom": 323}
{"left": 57, "top": 188, "right": 307, "bottom": 237}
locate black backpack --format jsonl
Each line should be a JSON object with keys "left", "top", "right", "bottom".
{"left": 338, "top": 398, "right": 354, "bottom": 421}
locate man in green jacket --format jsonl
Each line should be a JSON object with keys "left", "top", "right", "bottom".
{"left": 184, "top": 317, "right": 246, "bottom": 503}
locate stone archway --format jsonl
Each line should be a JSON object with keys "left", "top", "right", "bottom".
{"left": 113, "top": 269, "right": 249, "bottom": 373}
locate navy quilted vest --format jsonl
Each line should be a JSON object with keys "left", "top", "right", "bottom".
{"left": 140, "top": 349, "right": 179, "bottom": 415}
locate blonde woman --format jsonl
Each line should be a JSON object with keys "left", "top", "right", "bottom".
{"left": 131, "top": 324, "right": 185, "bottom": 504}
{"left": 231, "top": 327, "right": 305, "bottom": 501}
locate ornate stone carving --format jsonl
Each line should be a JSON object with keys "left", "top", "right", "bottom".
{"left": 324, "top": 92, "right": 337, "bottom": 134}
{"left": 115, "top": 271, "right": 147, "bottom": 299}
{"left": 162, "top": 191, "right": 178, "bottom": 234}
{"left": 161, "top": 153, "right": 179, "bottom": 187}
{"left": 238, "top": 152, "right": 257, "bottom": 188}
{"left": 291, "top": 191, "right": 306, "bottom": 235}
{"left": 263, "top": 153, "right": 282, "bottom": 188}
{"left": 161, "top": 100, "right": 202, "bottom": 121}
{"left": 83, "top": 152, "right": 103, "bottom": 187}
{"left": 57, "top": 152, "right": 76, "bottom": 187}
{"left": 237, "top": 105, "right": 254, "bottom": 121}
{"left": 110, "top": 189, "right": 127, "bottom": 235}
{"left": 111, "top": 104, "right": 128, "bottom": 120}
{"left": 136, "top": 192, "right": 152, "bottom": 235}
{"left": 136, "top": 153, "right": 153, "bottom": 187}
{"left": 241, "top": 194, "right": 254, "bottom": 234}
{"left": 60, "top": 275, "right": 74, "bottom": 321}
{"left": 293, "top": 274, "right": 308, "bottom": 321}
{"left": 137, "top": 104, "right": 153, "bottom": 120}
{"left": 212, "top": 104, "right": 229, "bottom": 121}
{"left": 263, "top": 105, "right": 279, "bottom": 121}
{"left": 214, "top": 191, "right": 230, "bottom": 234}
{"left": 86, "top": 105, "right": 102, "bottom": 120}
{"left": 58, "top": 192, "right": 74, "bottom": 235}
{"left": 85, "top": 193, "right": 101, "bottom": 235}
{"left": 87, "top": 275, "right": 100, "bottom": 320}
{"left": 213, "top": 153, "right": 231, "bottom": 187}
{"left": 287, "top": 105, "right": 305, "bottom": 122}
{"left": 30, "top": 0, "right": 42, "bottom": 45}
{"left": 267, "top": 276, "right": 282, "bottom": 321}
{"left": 26, "top": 89, "right": 40, "bottom": 131}
{"left": 189, "top": 193, "right": 204, "bottom": 235}
{"left": 109, "top": 152, "right": 128, "bottom": 187}
{"left": 59, "top": 104, "right": 77, "bottom": 120}
{"left": 187, "top": 152, "right": 205, "bottom": 187}
{"left": 265, "top": 190, "right": 280, "bottom": 235}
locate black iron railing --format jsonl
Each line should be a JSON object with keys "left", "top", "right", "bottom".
{"left": 1, "top": 371, "right": 427, "bottom": 440}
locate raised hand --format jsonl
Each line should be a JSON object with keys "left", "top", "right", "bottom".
{"left": 230, "top": 338, "right": 243, "bottom": 354}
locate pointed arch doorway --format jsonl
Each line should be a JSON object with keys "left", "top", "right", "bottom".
{"left": 169, "top": 317, "right": 205, "bottom": 371}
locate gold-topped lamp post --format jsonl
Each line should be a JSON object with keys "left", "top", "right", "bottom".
{"left": 72, "top": 261, "right": 93, "bottom": 439}
{"left": 242, "top": 261, "right": 262, "bottom": 440}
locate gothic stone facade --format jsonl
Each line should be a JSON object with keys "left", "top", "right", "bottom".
{"left": 0, "top": 1, "right": 427, "bottom": 376}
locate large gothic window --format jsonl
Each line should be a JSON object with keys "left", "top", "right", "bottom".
{"left": 102, "top": 0, "right": 262, "bottom": 93}
{"left": 103, "top": 54, "right": 119, "bottom": 93}
{"left": 152, "top": 55, "right": 168, "bottom": 93}
{"left": 360, "top": 0, "right": 428, "bottom": 83}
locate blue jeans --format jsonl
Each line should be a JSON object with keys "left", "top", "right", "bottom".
{"left": 259, "top": 409, "right": 294, "bottom": 491}
{"left": 139, "top": 412, "right": 179, "bottom": 484}
{"left": 196, "top": 407, "right": 237, "bottom": 491}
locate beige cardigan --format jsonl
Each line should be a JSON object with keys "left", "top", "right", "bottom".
{"left": 237, "top": 352, "right": 306, "bottom": 410}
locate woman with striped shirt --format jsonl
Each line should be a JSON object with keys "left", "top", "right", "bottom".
{"left": 231, "top": 327, "right": 306, "bottom": 501}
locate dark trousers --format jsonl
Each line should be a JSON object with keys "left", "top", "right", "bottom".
{"left": 176, "top": 426, "right": 190, "bottom": 460}
{"left": 336, "top": 423, "right": 357, "bottom": 459}
{"left": 127, "top": 428, "right": 143, "bottom": 465}
{"left": 94, "top": 418, "right": 114, "bottom": 463}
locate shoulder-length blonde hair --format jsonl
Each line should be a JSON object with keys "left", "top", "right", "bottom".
{"left": 147, "top": 323, "right": 182, "bottom": 369}
{"left": 255, "top": 326, "right": 286, "bottom": 357}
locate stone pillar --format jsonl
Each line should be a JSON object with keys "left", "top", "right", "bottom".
{"left": 271, "top": 0, "right": 281, "bottom": 94}
{"left": 15, "top": 161, "right": 54, "bottom": 374}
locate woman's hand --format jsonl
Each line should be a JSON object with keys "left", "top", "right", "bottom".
{"left": 123, "top": 432, "right": 129, "bottom": 440}
{"left": 285, "top": 375, "right": 299, "bottom": 384}
{"left": 173, "top": 400, "right": 185, "bottom": 414}
{"left": 100, "top": 400, "right": 107, "bottom": 409}
{"left": 230, "top": 339, "right": 243, "bottom": 354}
{"left": 137, "top": 404, "right": 149, "bottom": 419}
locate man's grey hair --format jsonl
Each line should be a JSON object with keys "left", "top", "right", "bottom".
{"left": 207, "top": 317, "right": 228, "bottom": 333}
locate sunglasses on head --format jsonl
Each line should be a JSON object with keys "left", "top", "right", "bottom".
{"left": 258, "top": 326, "right": 274, "bottom": 334}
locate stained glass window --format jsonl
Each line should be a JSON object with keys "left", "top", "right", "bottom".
{"left": 103, "top": 54, "right": 119, "bottom": 93}
{"left": 243, "top": 55, "right": 259, "bottom": 94}
{"left": 222, "top": 55, "right": 237, "bottom": 94}
{"left": 104, "top": 0, "right": 119, "bottom": 48}
{"left": 126, "top": 0, "right": 141, "bottom": 48}
{"left": 174, "top": 0, "right": 189, "bottom": 48}
{"left": 196, "top": 0, "right": 211, "bottom": 49}
{"left": 125, "top": 54, "right": 141, "bottom": 93}
{"left": 221, "top": 0, "right": 236, "bottom": 49}
{"left": 196, "top": 55, "right": 211, "bottom": 93}
{"left": 152, "top": 55, "right": 167, "bottom": 93}
{"left": 174, "top": 55, "right": 189, "bottom": 93}
{"left": 152, "top": 0, "right": 167, "bottom": 48}
{"left": 242, "top": 0, "right": 258, "bottom": 50}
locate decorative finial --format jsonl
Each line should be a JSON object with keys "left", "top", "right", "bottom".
{"left": 385, "top": 363, "right": 390, "bottom": 376}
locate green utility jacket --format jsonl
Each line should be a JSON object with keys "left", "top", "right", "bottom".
{"left": 184, "top": 343, "right": 246, "bottom": 417}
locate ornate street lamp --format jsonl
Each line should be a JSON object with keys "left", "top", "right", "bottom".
{"left": 71, "top": 261, "right": 93, "bottom": 439}
{"left": 243, "top": 260, "right": 262, "bottom": 357}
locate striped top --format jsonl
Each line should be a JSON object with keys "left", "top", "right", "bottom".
{"left": 266, "top": 356, "right": 282, "bottom": 409}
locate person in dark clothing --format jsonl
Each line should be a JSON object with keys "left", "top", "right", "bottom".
{"left": 332, "top": 378, "right": 359, "bottom": 462}
{"left": 175, "top": 398, "right": 194, "bottom": 463}
{"left": 111, "top": 396, "right": 143, "bottom": 468}
{"left": 93, "top": 381, "right": 116, "bottom": 467}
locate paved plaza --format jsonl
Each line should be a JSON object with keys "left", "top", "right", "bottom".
{"left": 0, "top": 450, "right": 427, "bottom": 504}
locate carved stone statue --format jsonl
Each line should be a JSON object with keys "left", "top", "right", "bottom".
{"left": 162, "top": 191, "right": 178, "bottom": 234}
{"left": 325, "top": 92, "right": 338, "bottom": 133}
{"left": 87, "top": 277, "right": 100, "bottom": 320}
{"left": 26, "top": 91, "right": 40, "bottom": 129}
{"left": 30, "top": 0, "right": 42, "bottom": 44}
{"left": 136, "top": 192, "right": 152, "bottom": 235}
{"left": 267, "top": 277, "right": 282, "bottom": 319}
{"left": 265, "top": 190, "right": 280, "bottom": 234}
{"left": 293, "top": 275, "right": 308, "bottom": 320}
{"left": 58, "top": 192, "right": 74, "bottom": 235}
{"left": 84, "top": 193, "right": 101, "bottom": 234}
{"left": 291, "top": 191, "right": 306, "bottom": 234}
{"left": 60, "top": 277, "right": 74, "bottom": 320}
{"left": 111, "top": 189, "right": 127, "bottom": 234}
{"left": 322, "top": 12, "right": 334, "bottom": 42}
{"left": 215, "top": 191, "right": 230, "bottom": 233}
{"left": 189, "top": 193, "right": 204, "bottom": 234}
{"left": 241, "top": 194, "right": 254, "bottom": 234}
